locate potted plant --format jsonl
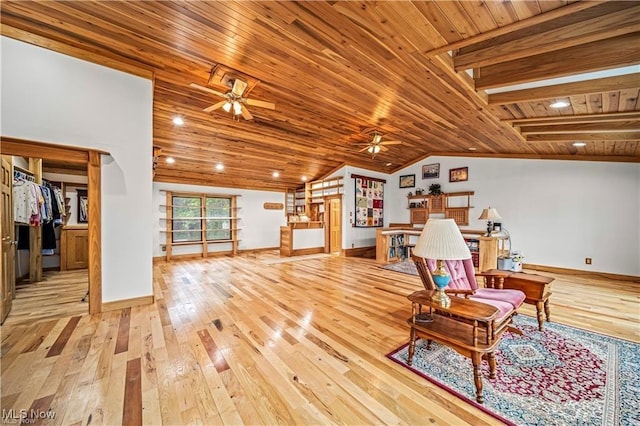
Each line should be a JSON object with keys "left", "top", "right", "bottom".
{"left": 428, "top": 184, "right": 442, "bottom": 195}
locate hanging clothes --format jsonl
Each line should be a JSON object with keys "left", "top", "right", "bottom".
{"left": 13, "top": 179, "right": 39, "bottom": 224}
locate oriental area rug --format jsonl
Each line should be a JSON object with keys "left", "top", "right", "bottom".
{"left": 387, "top": 315, "right": 639, "bottom": 426}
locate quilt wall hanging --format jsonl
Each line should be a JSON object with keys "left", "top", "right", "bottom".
{"left": 353, "top": 174, "right": 386, "bottom": 227}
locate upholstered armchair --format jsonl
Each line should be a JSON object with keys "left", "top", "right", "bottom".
{"left": 412, "top": 256, "right": 526, "bottom": 334}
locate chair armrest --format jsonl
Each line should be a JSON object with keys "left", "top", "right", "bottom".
{"left": 475, "top": 271, "right": 512, "bottom": 289}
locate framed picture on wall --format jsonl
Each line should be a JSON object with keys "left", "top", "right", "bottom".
{"left": 422, "top": 163, "right": 440, "bottom": 179}
{"left": 449, "top": 167, "right": 468, "bottom": 182}
{"left": 77, "top": 189, "right": 88, "bottom": 223}
{"left": 399, "top": 174, "right": 415, "bottom": 188}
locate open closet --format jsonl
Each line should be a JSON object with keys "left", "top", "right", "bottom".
{"left": 1, "top": 154, "right": 89, "bottom": 324}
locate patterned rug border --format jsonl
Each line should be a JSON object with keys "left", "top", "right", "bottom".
{"left": 386, "top": 342, "right": 516, "bottom": 426}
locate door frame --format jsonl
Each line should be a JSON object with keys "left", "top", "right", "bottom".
{"left": 324, "top": 194, "right": 342, "bottom": 254}
{"left": 0, "top": 136, "right": 105, "bottom": 314}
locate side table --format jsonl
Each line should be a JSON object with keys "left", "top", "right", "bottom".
{"left": 406, "top": 290, "right": 508, "bottom": 403}
{"left": 481, "top": 270, "right": 555, "bottom": 330}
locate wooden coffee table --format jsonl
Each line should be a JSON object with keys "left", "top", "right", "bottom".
{"left": 406, "top": 290, "right": 508, "bottom": 403}
{"left": 481, "top": 270, "right": 555, "bottom": 330}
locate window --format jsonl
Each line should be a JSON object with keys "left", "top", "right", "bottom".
{"left": 171, "top": 195, "right": 233, "bottom": 243}
{"left": 206, "top": 197, "right": 231, "bottom": 240}
{"left": 172, "top": 196, "right": 201, "bottom": 242}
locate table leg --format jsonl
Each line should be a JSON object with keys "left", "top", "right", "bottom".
{"left": 408, "top": 327, "right": 416, "bottom": 365}
{"left": 535, "top": 301, "right": 544, "bottom": 331}
{"left": 487, "top": 352, "right": 497, "bottom": 379}
{"left": 544, "top": 298, "right": 551, "bottom": 323}
{"left": 471, "top": 353, "right": 484, "bottom": 403}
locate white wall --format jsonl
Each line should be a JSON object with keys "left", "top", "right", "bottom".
{"left": 388, "top": 156, "right": 640, "bottom": 276}
{"left": 325, "top": 166, "right": 391, "bottom": 249}
{"left": 152, "top": 182, "right": 287, "bottom": 257}
{"left": 2, "top": 37, "right": 153, "bottom": 302}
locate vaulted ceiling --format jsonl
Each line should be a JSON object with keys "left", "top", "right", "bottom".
{"left": 2, "top": 1, "right": 639, "bottom": 191}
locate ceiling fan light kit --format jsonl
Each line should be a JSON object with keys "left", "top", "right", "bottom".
{"left": 191, "top": 69, "right": 275, "bottom": 121}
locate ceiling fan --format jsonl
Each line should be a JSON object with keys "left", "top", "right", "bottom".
{"left": 190, "top": 78, "right": 275, "bottom": 120}
{"left": 356, "top": 132, "right": 402, "bottom": 156}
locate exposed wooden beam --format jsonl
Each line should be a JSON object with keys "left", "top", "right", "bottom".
{"left": 526, "top": 132, "right": 640, "bottom": 141}
{"left": 429, "top": 150, "right": 640, "bottom": 163}
{"left": 455, "top": 7, "right": 640, "bottom": 71}
{"left": 424, "top": 1, "right": 608, "bottom": 56}
{"left": 488, "top": 74, "right": 640, "bottom": 105}
{"left": 519, "top": 121, "right": 640, "bottom": 134}
{"left": 505, "top": 112, "right": 640, "bottom": 125}
{"left": 475, "top": 33, "right": 640, "bottom": 90}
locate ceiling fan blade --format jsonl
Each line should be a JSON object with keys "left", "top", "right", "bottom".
{"left": 204, "top": 100, "right": 227, "bottom": 113}
{"left": 381, "top": 140, "right": 402, "bottom": 145}
{"left": 245, "top": 98, "right": 276, "bottom": 110}
{"left": 240, "top": 104, "right": 253, "bottom": 120}
{"left": 189, "top": 83, "right": 227, "bottom": 98}
{"left": 358, "top": 146, "right": 371, "bottom": 152}
{"left": 232, "top": 79, "right": 248, "bottom": 97}
{"left": 380, "top": 145, "right": 389, "bottom": 152}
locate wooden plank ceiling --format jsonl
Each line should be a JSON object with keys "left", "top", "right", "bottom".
{"left": 2, "top": 1, "right": 639, "bottom": 191}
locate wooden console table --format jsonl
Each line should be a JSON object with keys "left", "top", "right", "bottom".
{"left": 406, "top": 290, "right": 508, "bottom": 403}
{"left": 481, "top": 270, "right": 554, "bottom": 331}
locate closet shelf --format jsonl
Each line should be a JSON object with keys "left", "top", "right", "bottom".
{"left": 160, "top": 205, "right": 241, "bottom": 209}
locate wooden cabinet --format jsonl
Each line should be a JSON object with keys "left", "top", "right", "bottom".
{"left": 463, "top": 234, "right": 503, "bottom": 272}
{"left": 408, "top": 192, "right": 473, "bottom": 226}
{"left": 61, "top": 226, "right": 88, "bottom": 270}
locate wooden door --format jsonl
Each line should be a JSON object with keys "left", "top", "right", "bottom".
{"left": 329, "top": 198, "right": 341, "bottom": 253}
{"left": 62, "top": 227, "right": 89, "bottom": 270}
{"left": 1, "top": 156, "right": 15, "bottom": 323}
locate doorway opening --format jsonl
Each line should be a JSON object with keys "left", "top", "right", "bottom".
{"left": 1, "top": 138, "right": 103, "bottom": 324}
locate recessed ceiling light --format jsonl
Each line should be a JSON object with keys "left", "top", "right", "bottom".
{"left": 468, "top": 147, "right": 477, "bottom": 151}
{"left": 172, "top": 116, "right": 184, "bottom": 126}
{"left": 572, "top": 142, "right": 587, "bottom": 147}
{"left": 215, "top": 163, "right": 224, "bottom": 171}
{"left": 386, "top": 162, "right": 393, "bottom": 166}
{"left": 301, "top": 176, "right": 307, "bottom": 181}
{"left": 166, "top": 157, "right": 175, "bottom": 164}
{"left": 272, "top": 172, "right": 279, "bottom": 178}
{"left": 550, "top": 101, "right": 570, "bottom": 108}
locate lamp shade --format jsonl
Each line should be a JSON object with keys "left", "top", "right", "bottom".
{"left": 413, "top": 219, "right": 471, "bottom": 260}
{"left": 478, "top": 207, "right": 501, "bottom": 221}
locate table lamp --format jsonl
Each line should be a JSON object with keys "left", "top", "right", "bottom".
{"left": 413, "top": 219, "right": 471, "bottom": 308}
{"left": 478, "top": 207, "right": 502, "bottom": 237}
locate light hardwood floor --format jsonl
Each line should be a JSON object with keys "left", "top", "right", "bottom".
{"left": 1, "top": 253, "right": 638, "bottom": 425}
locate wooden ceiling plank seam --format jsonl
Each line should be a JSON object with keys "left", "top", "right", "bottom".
{"left": 487, "top": 74, "right": 640, "bottom": 105}
{"left": 509, "top": 1, "right": 542, "bottom": 21}
{"left": 430, "top": 1, "right": 482, "bottom": 40}
{"left": 483, "top": 0, "right": 521, "bottom": 28}
{"left": 458, "top": 1, "right": 499, "bottom": 33}
{"left": 619, "top": 88, "right": 640, "bottom": 112}
{"left": 408, "top": 1, "right": 466, "bottom": 45}
{"left": 475, "top": 32, "right": 640, "bottom": 90}
{"left": 454, "top": 7, "right": 640, "bottom": 71}
{"left": 424, "top": 0, "right": 606, "bottom": 56}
